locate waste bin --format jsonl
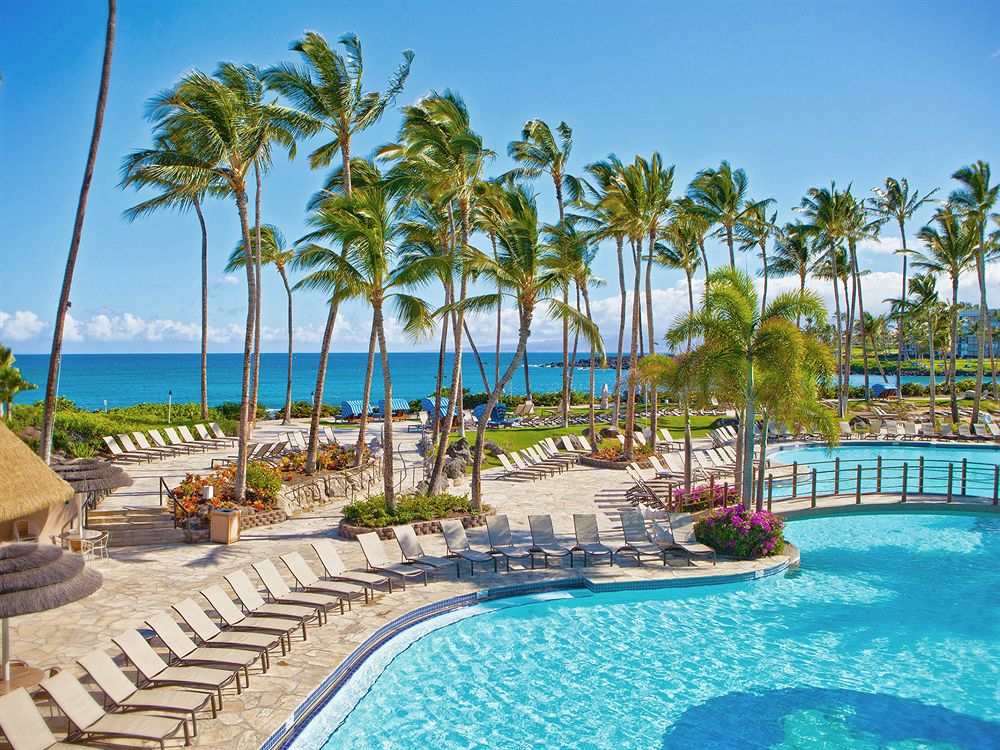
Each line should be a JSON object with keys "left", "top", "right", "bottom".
{"left": 210, "top": 508, "right": 240, "bottom": 544}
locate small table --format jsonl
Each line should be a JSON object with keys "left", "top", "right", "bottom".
{"left": 60, "top": 529, "right": 102, "bottom": 553}
{"left": 0, "top": 664, "right": 46, "bottom": 696}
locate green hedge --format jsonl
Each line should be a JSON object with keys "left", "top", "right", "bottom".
{"left": 342, "top": 492, "right": 480, "bottom": 528}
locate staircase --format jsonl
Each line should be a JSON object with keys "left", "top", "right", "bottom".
{"left": 86, "top": 507, "right": 185, "bottom": 547}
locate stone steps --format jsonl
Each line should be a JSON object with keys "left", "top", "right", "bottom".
{"left": 87, "top": 508, "right": 183, "bottom": 547}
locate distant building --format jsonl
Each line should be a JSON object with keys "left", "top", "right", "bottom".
{"left": 898, "top": 309, "right": 999, "bottom": 360}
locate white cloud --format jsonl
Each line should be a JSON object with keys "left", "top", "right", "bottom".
{"left": 0, "top": 310, "right": 45, "bottom": 341}
{"left": 216, "top": 275, "right": 241, "bottom": 286}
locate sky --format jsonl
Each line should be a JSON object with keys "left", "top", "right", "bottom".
{"left": 1, "top": 0, "right": 998, "bottom": 355}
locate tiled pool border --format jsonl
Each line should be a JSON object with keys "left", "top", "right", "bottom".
{"left": 261, "top": 556, "right": 792, "bottom": 750}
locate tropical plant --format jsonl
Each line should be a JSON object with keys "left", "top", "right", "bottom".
{"left": 907, "top": 273, "right": 943, "bottom": 422}
{"left": 769, "top": 222, "right": 815, "bottom": 323}
{"left": 687, "top": 161, "right": 751, "bottom": 268}
{"left": 735, "top": 198, "right": 777, "bottom": 310}
{"left": 0, "top": 346, "right": 37, "bottom": 419}
{"left": 694, "top": 505, "right": 785, "bottom": 558}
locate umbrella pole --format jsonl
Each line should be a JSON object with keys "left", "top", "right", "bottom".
{"left": 2, "top": 617, "right": 9, "bottom": 682}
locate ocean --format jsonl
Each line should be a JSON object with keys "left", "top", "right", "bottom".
{"left": 12, "top": 352, "right": 944, "bottom": 411}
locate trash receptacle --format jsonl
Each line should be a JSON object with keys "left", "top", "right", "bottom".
{"left": 210, "top": 508, "right": 240, "bottom": 544}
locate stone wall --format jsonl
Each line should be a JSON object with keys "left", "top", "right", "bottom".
{"left": 338, "top": 512, "right": 491, "bottom": 540}
{"left": 276, "top": 459, "right": 382, "bottom": 517}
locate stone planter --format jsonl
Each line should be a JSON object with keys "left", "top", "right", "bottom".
{"left": 338, "top": 512, "right": 491, "bottom": 541}
{"left": 182, "top": 507, "right": 288, "bottom": 543}
{"left": 276, "top": 460, "right": 381, "bottom": 517}
{"left": 579, "top": 455, "right": 630, "bottom": 470}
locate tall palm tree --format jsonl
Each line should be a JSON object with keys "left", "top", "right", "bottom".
{"left": 226, "top": 225, "right": 298, "bottom": 425}
{"left": 769, "top": 222, "right": 815, "bottom": 324}
{"left": 658, "top": 213, "right": 702, "bottom": 348}
{"left": 949, "top": 161, "right": 999, "bottom": 417}
{"left": 840, "top": 190, "right": 880, "bottom": 397}
{"left": 40, "top": 0, "right": 115, "bottom": 463}
{"left": 673, "top": 196, "right": 713, "bottom": 287}
{"left": 265, "top": 31, "right": 413, "bottom": 472}
{"left": 121, "top": 133, "right": 214, "bottom": 420}
{"left": 735, "top": 199, "right": 777, "bottom": 311}
{"left": 687, "top": 161, "right": 751, "bottom": 269}
{"left": 861, "top": 312, "right": 891, "bottom": 383}
{"left": 914, "top": 206, "right": 978, "bottom": 422}
{"left": 907, "top": 273, "right": 942, "bottom": 422}
{"left": 868, "top": 177, "right": 938, "bottom": 398}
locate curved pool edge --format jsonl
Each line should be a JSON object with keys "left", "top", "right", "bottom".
{"left": 260, "top": 552, "right": 795, "bottom": 750}
{"left": 781, "top": 501, "right": 1000, "bottom": 521}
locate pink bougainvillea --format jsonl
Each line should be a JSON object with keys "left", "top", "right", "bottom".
{"left": 694, "top": 505, "right": 785, "bottom": 558}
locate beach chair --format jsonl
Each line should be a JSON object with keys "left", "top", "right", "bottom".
{"left": 497, "top": 453, "right": 539, "bottom": 481}
{"left": 510, "top": 450, "right": 554, "bottom": 478}
{"left": 115, "top": 433, "right": 166, "bottom": 462}
{"left": 838, "top": 421, "right": 855, "bottom": 440}
{"left": 571, "top": 514, "right": 614, "bottom": 566}
{"left": 617, "top": 510, "right": 667, "bottom": 566}
{"left": 130, "top": 431, "right": 179, "bottom": 459}
{"left": 311, "top": 538, "right": 393, "bottom": 593}
{"left": 538, "top": 439, "right": 577, "bottom": 465}
{"left": 485, "top": 515, "right": 535, "bottom": 569}
{"left": 356, "top": 532, "right": 430, "bottom": 586}
{"left": 149, "top": 429, "right": 197, "bottom": 455}
{"left": 527, "top": 515, "right": 573, "bottom": 567}
{"left": 0, "top": 687, "right": 93, "bottom": 750}
{"left": 144, "top": 613, "right": 260, "bottom": 686}
{"left": 899, "top": 422, "right": 919, "bottom": 440}
{"left": 194, "top": 424, "right": 232, "bottom": 449}
{"left": 111, "top": 629, "right": 239, "bottom": 707}
{"left": 321, "top": 425, "right": 339, "bottom": 445}
{"left": 40, "top": 671, "right": 191, "bottom": 749}
{"left": 409, "top": 411, "right": 429, "bottom": 432}
{"left": 102, "top": 435, "right": 147, "bottom": 464}
{"left": 919, "top": 423, "right": 937, "bottom": 439}
{"left": 252, "top": 559, "right": 345, "bottom": 617}
{"left": 970, "top": 423, "right": 993, "bottom": 441}
{"left": 200, "top": 584, "right": 304, "bottom": 646}
{"left": 280, "top": 551, "right": 370, "bottom": 605}
{"left": 209, "top": 423, "right": 239, "bottom": 445}
{"left": 177, "top": 425, "right": 220, "bottom": 451}
{"left": 657, "top": 427, "right": 681, "bottom": 452}
{"left": 879, "top": 421, "right": 900, "bottom": 440}
{"left": 392, "top": 524, "right": 460, "bottom": 577}
{"left": 956, "top": 424, "right": 975, "bottom": 440}
{"left": 667, "top": 513, "right": 717, "bottom": 564}
{"left": 77, "top": 649, "right": 214, "bottom": 736}
{"left": 440, "top": 519, "right": 498, "bottom": 574}
{"left": 557, "top": 435, "right": 587, "bottom": 456}
{"left": 163, "top": 427, "right": 205, "bottom": 453}
{"left": 986, "top": 422, "right": 1000, "bottom": 439}
{"left": 224, "top": 570, "right": 325, "bottom": 629}
{"left": 524, "top": 445, "right": 568, "bottom": 473}
{"left": 172, "top": 598, "right": 284, "bottom": 663}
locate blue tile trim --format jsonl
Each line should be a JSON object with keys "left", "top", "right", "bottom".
{"left": 261, "top": 559, "right": 788, "bottom": 750}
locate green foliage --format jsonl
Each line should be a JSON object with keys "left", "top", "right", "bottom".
{"left": 173, "top": 461, "right": 283, "bottom": 522}
{"left": 217, "top": 402, "right": 270, "bottom": 421}
{"left": 342, "top": 492, "right": 480, "bottom": 528}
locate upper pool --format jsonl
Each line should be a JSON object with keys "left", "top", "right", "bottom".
{"left": 287, "top": 513, "right": 1000, "bottom": 749}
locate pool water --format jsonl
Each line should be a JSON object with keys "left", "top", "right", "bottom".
{"left": 770, "top": 443, "right": 1000, "bottom": 499}
{"left": 293, "top": 514, "right": 1000, "bottom": 749}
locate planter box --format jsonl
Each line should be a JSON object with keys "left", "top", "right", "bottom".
{"left": 338, "top": 512, "right": 492, "bottom": 541}
{"left": 579, "top": 455, "right": 630, "bottom": 470}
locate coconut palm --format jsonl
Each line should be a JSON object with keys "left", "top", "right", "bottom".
{"left": 226, "top": 225, "right": 297, "bottom": 425}
{"left": 635, "top": 354, "right": 696, "bottom": 492}
{"left": 687, "top": 161, "right": 751, "bottom": 269}
{"left": 948, "top": 161, "right": 999, "bottom": 416}
{"left": 868, "top": 178, "right": 938, "bottom": 398}
{"left": 860, "top": 312, "right": 891, "bottom": 383}
{"left": 907, "top": 273, "right": 942, "bottom": 422}
{"left": 658, "top": 214, "right": 702, "bottom": 348}
{"left": 0, "top": 346, "right": 37, "bottom": 420}
{"left": 914, "top": 207, "right": 978, "bottom": 421}
{"left": 673, "top": 196, "right": 713, "bottom": 287}
{"left": 735, "top": 199, "right": 777, "bottom": 311}
{"left": 40, "top": 0, "right": 115, "bottom": 463}
{"left": 769, "top": 222, "right": 815, "bottom": 324}
{"left": 265, "top": 31, "right": 414, "bottom": 472}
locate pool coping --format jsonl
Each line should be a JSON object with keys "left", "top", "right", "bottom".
{"left": 261, "top": 552, "right": 794, "bottom": 750}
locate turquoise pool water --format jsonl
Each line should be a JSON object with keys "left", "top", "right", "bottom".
{"left": 770, "top": 443, "right": 1000, "bottom": 499}
{"left": 292, "top": 514, "right": 1000, "bottom": 749}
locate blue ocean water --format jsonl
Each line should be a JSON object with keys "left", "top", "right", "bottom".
{"left": 296, "top": 513, "right": 999, "bottom": 750}
{"left": 13, "top": 352, "right": 623, "bottom": 410}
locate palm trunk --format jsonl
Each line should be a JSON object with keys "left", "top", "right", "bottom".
{"left": 374, "top": 300, "right": 395, "bottom": 507}
{"left": 522, "top": 345, "right": 532, "bottom": 399}
{"left": 612, "top": 235, "right": 627, "bottom": 426}
{"left": 928, "top": 317, "right": 936, "bottom": 424}
{"left": 645, "top": 228, "right": 657, "bottom": 437}
{"left": 698, "top": 237, "right": 710, "bottom": 289}
{"left": 726, "top": 223, "right": 735, "bottom": 269}
{"left": 755, "top": 409, "right": 769, "bottom": 512}
{"left": 950, "top": 276, "right": 960, "bottom": 423}
{"left": 852, "top": 244, "right": 870, "bottom": 397}
{"left": 796, "top": 269, "right": 806, "bottom": 328}
{"left": 432, "top": 285, "right": 450, "bottom": 444}
{"left": 870, "top": 331, "right": 889, "bottom": 383}
{"left": 623, "top": 238, "right": 642, "bottom": 460}
{"left": 233, "top": 187, "right": 256, "bottom": 502}
{"left": 464, "top": 320, "right": 490, "bottom": 392}
{"left": 40, "top": 0, "right": 115, "bottom": 463}
{"left": 567, "top": 284, "right": 580, "bottom": 392}
{"left": 581, "top": 286, "right": 597, "bottom": 448}
{"left": 844, "top": 273, "right": 855, "bottom": 406}
{"left": 830, "top": 246, "right": 845, "bottom": 417}
{"left": 355, "top": 320, "right": 377, "bottom": 465}
{"left": 972, "top": 224, "right": 988, "bottom": 422}
{"left": 560, "top": 280, "right": 570, "bottom": 427}
{"left": 896, "top": 220, "right": 908, "bottom": 399}
{"left": 195, "top": 198, "right": 209, "bottom": 420}
{"left": 759, "top": 240, "right": 769, "bottom": 313}
{"left": 742, "top": 363, "right": 756, "bottom": 510}
{"left": 492, "top": 232, "right": 501, "bottom": 388}
{"left": 278, "top": 264, "right": 294, "bottom": 425}
{"left": 685, "top": 269, "right": 694, "bottom": 350}
{"left": 249, "top": 165, "right": 263, "bottom": 430}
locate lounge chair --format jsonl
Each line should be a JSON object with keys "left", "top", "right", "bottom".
{"left": 209, "top": 423, "right": 239, "bottom": 446}
{"left": 200, "top": 584, "right": 305, "bottom": 644}
{"left": 77, "top": 649, "right": 214, "bottom": 737}
{"left": 130, "top": 431, "right": 178, "bottom": 459}
{"left": 144, "top": 613, "right": 260, "bottom": 686}
{"left": 194, "top": 423, "right": 234, "bottom": 449}
{"left": 224, "top": 570, "right": 325, "bottom": 629}
{"left": 116, "top": 433, "right": 166, "bottom": 462}
{"left": 524, "top": 445, "right": 568, "bottom": 473}
{"left": 559, "top": 435, "right": 587, "bottom": 455}
{"left": 572, "top": 513, "right": 613, "bottom": 566}
{"left": 527, "top": 515, "right": 573, "bottom": 567}
{"left": 102, "top": 435, "right": 146, "bottom": 464}
{"left": 838, "top": 421, "right": 856, "bottom": 440}
{"left": 111, "top": 630, "right": 239, "bottom": 707}
{"left": 41, "top": 670, "right": 191, "bottom": 749}
{"left": 957, "top": 423, "right": 975, "bottom": 440}
{"left": 177, "top": 425, "right": 221, "bottom": 451}
{"left": 280, "top": 551, "right": 370, "bottom": 605}
{"left": 987, "top": 422, "right": 1000, "bottom": 438}
{"left": 252, "top": 559, "right": 345, "bottom": 617}
{"left": 658, "top": 427, "right": 682, "bottom": 452}
{"left": 172, "top": 598, "right": 285, "bottom": 663}
{"left": 667, "top": 513, "right": 717, "bottom": 565}
{"left": 392, "top": 525, "right": 460, "bottom": 577}
{"left": 485, "top": 515, "right": 536, "bottom": 570}
{"left": 311, "top": 538, "right": 393, "bottom": 593}
{"left": 617, "top": 510, "right": 668, "bottom": 566}
{"left": 970, "top": 423, "right": 993, "bottom": 441}
{"left": 539, "top": 439, "right": 578, "bottom": 465}
{"left": 440, "top": 519, "right": 498, "bottom": 574}
{"left": 879, "top": 421, "right": 900, "bottom": 440}
{"left": 497, "top": 453, "right": 539, "bottom": 480}
{"left": 0, "top": 686, "right": 91, "bottom": 750}
{"left": 509, "top": 451, "right": 553, "bottom": 478}
{"left": 356, "top": 532, "right": 429, "bottom": 586}
{"left": 150, "top": 429, "right": 198, "bottom": 455}
{"left": 900, "top": 422, "right": 920, "bottom": 440}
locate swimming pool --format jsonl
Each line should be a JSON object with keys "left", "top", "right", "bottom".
{"left": 769, "top": 442, "right": 1000, "bottom": 499}
{"left": 286, "top": 513, "right": 999, "bottom": 749}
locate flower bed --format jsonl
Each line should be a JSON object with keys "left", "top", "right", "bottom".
{"left": 694, "top": 505, "right": 785, "bottom": 558}
{"left": 337, "top": 492, "right": 491, "bottom": 539}
{"left": 277, "top": 444, "right": 366, "bottom": 481}
{"left": 670, "top": 484, "right": 737, "bottom": 512}
{"left": 173, "top": 461, "right": 283, "bottom": 527}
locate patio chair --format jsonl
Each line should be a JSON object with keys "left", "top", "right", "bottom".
{"left": 311, "top": 538, "right": 393, "bottom": 593}
{"left": 172, "top": 597, "right": 285, "bottom": 662}
{"left": 527, "top": 515, "right": 573, "bottom": 567}
{"left": 0, "top": 686, "right": 92, "bottom": 750}
{"left": 12, "top": 519, "right": 39, "bottom": 542}
{"left": 571, "top": 513, "right": 614, "bottom": 566}
{"left": 498, "top": 453, "right": 540, "bottom": 481}
{"left": 667, "top": 513, "right": 717, "bottom": 565}
{"left": 111, "top": 629, "right": 239, "bottom": 706}
{"left": 41, "top": 670, "right": 191, "bottom": 749}
{"left": 177, "top": 425, "right": 220, "bottom": 451}
{"left": 392, "top": 524, "right": 460, "bottom": 577}
{"left": 130, "top": 431, "right": 179, "bottom": 458}
{"left": 200, "top": 584, "right": 304, "bottom": 645}
{"left": 356, "top": 532, "right": 430, "bottom": 586}
{"left": 617, "top": 510, "right": 668, "bottom": 566}
{"left": 144, "top": 613, "right": 260, "bottom": 686}
{"left": 150, "top": 429, "right": 198, "bottom": 455}
{"left": 440, "top": 519, "right": 498, "bottom": 574}
{"left": 102, "top": 435, "right": 147, "bottom": 464}
{"left": 280, "top": 551, "right": 370, "bottom": 605}
{"left": 77, "top": 649, "right": 214, "bottom": 736}
{"left": 251, "top": 559, "right": 346, "bottom": 617}
{"left": 223, "top": 569, "right": 325, "bottom": 630}
{"left": 485, "top": 515, "right": 536, "bottom": 570}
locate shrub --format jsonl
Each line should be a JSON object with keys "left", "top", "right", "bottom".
{"left": 173, "top": 461, "right": 283, "bottom": 521}
{"left": 694, "top": 505, "right": 785, "bottom": 558}
{"left": 342, "top": 492, "right": 481, "bottom": 528}
{"left": 593, "top": 439, "right": 652, "bottom": 461}
{"left": 276, "top": 444, "right": 364, "bottom": 477}
{"left": 670, "top": 484, "right": 736, "bottom": 512}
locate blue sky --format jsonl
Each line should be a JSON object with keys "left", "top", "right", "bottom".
{"left": 1, "top": 0, "right": 998, "bottom": 354}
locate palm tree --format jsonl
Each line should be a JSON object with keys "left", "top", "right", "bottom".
{"left": 296, "top": 169, "right": 434, "bottom": 505}
{"left": 265, "top": 31, "right": 413, "bottom": 472}
{"left": 769, "top": 222, "right": 815, "bottom": 324}
{"left": 226, "top": 225, "right": 298, "bottom": 425}
{"left": 735, "top": 199, "right": 777, "bottom": 311}
{"left": 40, "top": 0, "right": 115, "bottom": 463}
{"left": 860, "top": 312, "right": 891, "bottom": 383}
{"left": 840, "top": 190, "right": 881, "bottom": 398}
{"left": 635, "top": 354, "right": 696, "bottom": 492}
{"left": 687, "top": 161, "right": 751, "bottom": 269}
{"left": 121, "top": 133, "right": 214, "bottom": 420}
{"left": 907, "top": 273, "right": 942, "bottom": 422}
{"left": 0, "top": 346, "right": 37, "bottom": 420}
{"left": 667, "top": 267, "right": 831, "bottom": 506}
{"left": 658, "top": 213, "right": 702, "bottom": 347}
{"left": 914, "top": 206, "right": 978, "bottom": 422}
{"left": 948, "top": 161, "right": 999, "bottom": 417}
{"left": 868, "top": 177, "right": 938, "bottom": 398}
{"left": 673, "top": 196, "right": 713, "bottom": 287}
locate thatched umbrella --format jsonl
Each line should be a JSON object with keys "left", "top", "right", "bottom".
{"left": 0, "top": 542, "right": 102, "bottom": 683}
{"left": 0, "top": 423, "right": 74, "bottom": 523}
{"left": 50, "top": 458, "right": 133, "bottom": 526}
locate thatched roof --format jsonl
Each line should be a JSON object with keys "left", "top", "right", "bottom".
{"left": 0, "top": 423, "right": 74, "bottom": 522}
{"left": 50, "top": 458, "right": 133, "bottom": 494}
{"left": 0, "top": 543, "right": 102, "bottom": 618}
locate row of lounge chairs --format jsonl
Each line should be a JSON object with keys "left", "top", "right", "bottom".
{"left": 102, "top": 424, "right": 236, "bottom": 464}
{"left": 211, "top": 427, "right": 344, "bottom": 468}
{"left": 838, "top": 420, "right": 1000, "bottom": 441}
{"left": 496, "top": 436, "right": 588, "bottom": 480}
